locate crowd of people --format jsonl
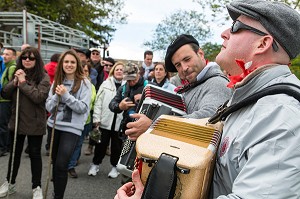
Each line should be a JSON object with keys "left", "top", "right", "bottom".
{"left": 0, "top": 38, "right": 182, "bottom": 198}
{"left": 0, "top": 0, "right": 299, "bottom": 198}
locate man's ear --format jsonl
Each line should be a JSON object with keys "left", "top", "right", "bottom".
{"left": 197, "top": 48, "right": 205, "bottom": 58}
{"left": 256, "top": 35, "right": 274, "bottom": 54}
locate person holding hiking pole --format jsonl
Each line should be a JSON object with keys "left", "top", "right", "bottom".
{"left": 0, "top": 47, "right": 50, "bottom": 199}
{"left": 46, "top": 49, "right": 91, "bottom": 199}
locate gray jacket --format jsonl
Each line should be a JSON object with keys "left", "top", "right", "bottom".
{"left": 46, "top": 78, "right": 91, "bottom": 136}
{"left": 211, "top": 65, "right": 300, "bottom": 198}
{"left": 183, "top": 62, "right": 232, "bottom": 119}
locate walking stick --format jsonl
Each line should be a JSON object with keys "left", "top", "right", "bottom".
{"left": 7, "top": 87, "right": 19, "bottom": 199}
{"left": 44, "top": 97, "right": 60, "bottom": 199}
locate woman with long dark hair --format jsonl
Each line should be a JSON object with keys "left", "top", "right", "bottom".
{"left": 46, "top": 50, "right": 91, "bottom": 199}
{"left": 151, "top": 62, "right": 176, "bottom": 92}
{"left": 0, "top": 47, "right": 50, "bottom": 199}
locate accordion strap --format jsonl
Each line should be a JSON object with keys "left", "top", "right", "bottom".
{"left": 141, "top": 153, "right": 178, "bottom": 199}
{"left": 208, "top": 83, "right": 300, "bottom": 124}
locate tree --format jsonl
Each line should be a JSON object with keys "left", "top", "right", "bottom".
{"left": 143, "top": 9, "right": 212, "bottom": 57}
{"left": 201, "top": 42, "right": 221, "bottom": 62}
{"left": 291, "top": 55, "right": 300, "bottom": 79}
{"left": 0, "top": 0, "right": 128, "bottom": 45}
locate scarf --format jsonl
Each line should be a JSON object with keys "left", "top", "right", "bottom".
{"left": 142, "top": 62, "right": 154, "bottom": 79}
{"left": 153, "top": 77, "right": 167, "bottom": 87}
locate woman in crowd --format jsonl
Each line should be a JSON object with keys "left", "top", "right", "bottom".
{"left": 67, "top": 61, "right": 96, "bottom": 178}
{"left": 0, "top": 47, "right": 50, "bottom": 199}
{"left": 88, "top": 62, "right": 125, "bottom": 178}
{"left": 46, "top": 49, "right": 91, "bottom": 199}
{"left": 151, "top": 62, "right": 176, "bottom": 92}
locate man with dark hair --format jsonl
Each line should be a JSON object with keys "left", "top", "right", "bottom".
{"left": 0, "top": 47, "right": 17, "bottom": 157}
{"left": 142, "top": 50, "right": 154, "bottom": 80}
{"left": 124, "top": 34, "right": 231, "bottom": 140}
{"left": 74, "top": 47, "right": 98, "bottom": 87}
{"left": 114, "top": 0, "right": 300, "bottom": 198}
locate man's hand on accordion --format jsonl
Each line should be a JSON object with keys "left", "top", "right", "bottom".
{"left": 114, "top": 170, "right": 144, "bottom": 199}
{"left": 125, "top": 113, "right": 152, "bottom": 141}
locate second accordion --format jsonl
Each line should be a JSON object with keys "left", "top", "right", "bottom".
{"left": 117, "top": 84, "right": 186, "bottom": 177}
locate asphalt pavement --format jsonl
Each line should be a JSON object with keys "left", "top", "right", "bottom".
{"left": 0, "top": 137, "right": 122, "bottom": 199}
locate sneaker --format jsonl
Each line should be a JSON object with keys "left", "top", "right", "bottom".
{"left": 108, "top": 167, "right": 119, "bottom": 178}
{"left": 32, "top": 186, "right": 43, "bottom": 199}
{"left": 84, "top": 145, "right": 93, "bottom": 155}
{"left": 0, "top": 181, "right": 16, "bottom": 197}
{"left": 88, "top": 164, "right": 99, "bottom": 176}
{"left": 68, "top": 168, "right": 78, "bottom": 178}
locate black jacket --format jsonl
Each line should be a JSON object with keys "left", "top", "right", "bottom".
{"left": 109, "top": 76, "right": 146, "bottom": 132}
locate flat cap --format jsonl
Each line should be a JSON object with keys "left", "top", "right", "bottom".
{"left": 227, "top": 0, "right": 300, "bottom": 59}
{"left": 73, "top": 47, "right": 91, "bottom": 58}
{"left": 165, "top": 34, "right": 199, "bottom": 72}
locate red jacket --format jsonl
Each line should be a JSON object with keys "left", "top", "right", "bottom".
{"left": 44, "top": 61, "right": 58, "bottom": 84}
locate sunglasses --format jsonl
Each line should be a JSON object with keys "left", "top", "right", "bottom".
{"left": 231, "top": 20, "right": 279, "bottom": 52}
{"left": 21, "top": 56, "right": 36, "bottom": 61}
{"left": 92, "top": 52, "right": 100, "bottom": 55}
{"left": 104, "top": 64, "right": 113, "bottom": 67}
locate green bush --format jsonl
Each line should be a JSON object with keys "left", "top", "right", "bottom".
{"left": 290, "top": 55, "right": 300, "bottom": 79}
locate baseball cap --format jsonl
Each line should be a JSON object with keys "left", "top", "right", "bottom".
{"left": 89, "top": 48, "right": 101, "bottom": 53}
{"left": 123, "top": 63, "right": 139, "bottom": 81}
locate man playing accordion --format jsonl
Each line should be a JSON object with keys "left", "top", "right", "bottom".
{"left": 115, "top": 0, "right": 300, "bottom": 198}
{"left": 125, "top": 34, "right": 231, "bottom": 140}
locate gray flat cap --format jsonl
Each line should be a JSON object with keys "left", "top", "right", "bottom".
{"left": 227, "top": 0, "right": 300, "bottom": 59}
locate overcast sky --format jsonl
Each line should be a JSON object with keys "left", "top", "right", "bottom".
{"left": 108, "top": 0, "right": 228, "bottom": 62}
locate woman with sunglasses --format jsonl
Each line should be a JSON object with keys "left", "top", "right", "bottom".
{"left": 0, "top": 47, "right": 50, "bottom": 199}
{"left": 46, "top": 50, "right": 91, "bottom": 199}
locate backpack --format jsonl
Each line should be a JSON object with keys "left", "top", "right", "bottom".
{"left": 0, "top": 57, "right": 5, "bottom": 92}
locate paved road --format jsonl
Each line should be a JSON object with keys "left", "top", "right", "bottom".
{"left": 0, "top": 137, "right": 122, "bottom": 199}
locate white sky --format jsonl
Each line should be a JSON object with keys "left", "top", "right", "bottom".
{"left": 107, "top": 0, "right": 228, "bottom": 62}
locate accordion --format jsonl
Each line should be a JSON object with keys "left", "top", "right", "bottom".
{"left": 117, "top": 84, "right": 186, "bottom": 177}
{"left": 136, "top": 115, "right": 222, "bottom": 199}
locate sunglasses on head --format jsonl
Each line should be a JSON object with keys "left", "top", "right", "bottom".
{"left": 21, "top": 56, "right": 36, "bottom": 61}
{"left": 231, "top": 20, "right": 279, "bottom": 52}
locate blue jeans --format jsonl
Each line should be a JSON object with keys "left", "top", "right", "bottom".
{"left": 48, "top": 127, "right": 79, "bottom": 199}
{"left": 68, "top": 123, "right": 92, "bottom": 169}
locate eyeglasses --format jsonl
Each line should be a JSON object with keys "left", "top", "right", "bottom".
{"left": 231, "top": 20, "right": 279, "bottom": 52}
{"left": 21, "top": 56, "right": 36, "bottom": 61}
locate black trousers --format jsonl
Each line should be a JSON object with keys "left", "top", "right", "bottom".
{"left": 48, "top": 127, "right": 79, "bottom": 199}
{"left": 92, "top": 128, "right": 122, "bottom": 167}
{"left": 6, "top": 132, "right": 43, "bottom": 189}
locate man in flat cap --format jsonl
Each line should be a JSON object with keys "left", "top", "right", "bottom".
{"left": 114, "top": 0, "right": 300, "bottom": 198}
{"left": 124, "top": 34, "right": 231, "bottom": 140}
{"left": 210, "top": 0, "right": 300, "bottom": 198}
